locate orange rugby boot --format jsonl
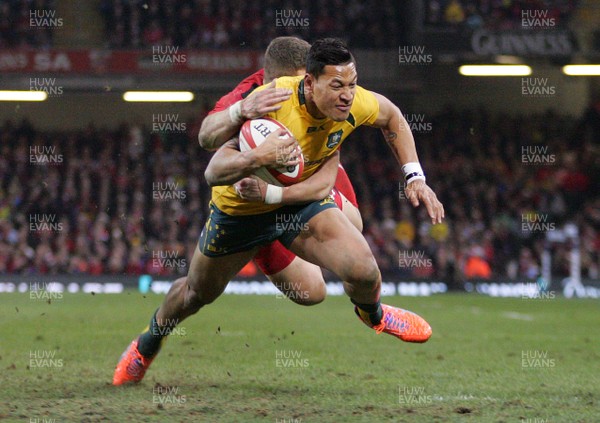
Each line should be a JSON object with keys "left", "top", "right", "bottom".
{"left": 355, "top": 303, "right": 432, "bottom": 343}
{"left": 112, "top": 337, "right": 155, "bottom": 385}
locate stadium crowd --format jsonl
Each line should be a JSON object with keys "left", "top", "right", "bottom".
{"left": 0, "top": 0, "right": 56, "bottom": 48}
{"left": 1, "top": 105, "right": 598, "bottom": 285}
{"left": 99, "top": 0, "right": 405, "bottom": 49}
{"left": 2, "top": 0, "right": 580, "bottom": 49}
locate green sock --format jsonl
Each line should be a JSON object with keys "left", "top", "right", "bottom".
{"left": 137, "top": 309, "right": 172, "bottom": 358}
{"left": 352, "top": 299, "right": 383, "bottom": 325}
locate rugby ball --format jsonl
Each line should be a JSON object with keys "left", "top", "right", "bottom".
{"left": 239, "top": 117, "right": 303, "bottom": 186}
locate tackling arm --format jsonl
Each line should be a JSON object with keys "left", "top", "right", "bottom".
{"left": 198, "top": 80, "right": 293, "bottom": 151}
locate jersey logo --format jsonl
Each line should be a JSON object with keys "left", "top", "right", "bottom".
{"left": 307, "top": 125, "right": 325, "bottom": 133}
{"left": 326, "top": 130, "right": 343, "bottom": 149}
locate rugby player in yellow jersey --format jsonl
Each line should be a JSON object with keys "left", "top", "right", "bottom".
{"left": 113, "top": 38, "right": 444, "bottom": 385}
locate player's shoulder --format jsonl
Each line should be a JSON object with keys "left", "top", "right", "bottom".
{"left": 274, "top": 75, "right": 303, "bottom": 90}
{"left": 355, "top": 84, "right": 378, "bottom": 102}
{"left": 349, "top": 84, "right": 380, "bottom": 125}
{"left": 209, "top": 69, "right": 265, "bottom": 114}
{"left": 237, "top": 69, "right": 265, "bottom": 94}
{"left": 255, "top": 75, "right": 303, "bottom": 94}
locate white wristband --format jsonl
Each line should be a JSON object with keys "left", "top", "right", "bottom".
{"left": 228, "top": 100, "right": 243, "bottom": 125}
{"left": 264, "top": 184, "right": 283, "bottom": 204}
{"left": 401, "top": 162, "right": 426, "bottom": 184}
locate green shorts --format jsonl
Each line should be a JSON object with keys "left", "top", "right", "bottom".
{"left": 199, "top": 198, "right": 337, "bottom": 257}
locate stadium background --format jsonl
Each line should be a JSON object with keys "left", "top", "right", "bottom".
{"left": 0, "top": 0, "right": 599, "bottom": 299}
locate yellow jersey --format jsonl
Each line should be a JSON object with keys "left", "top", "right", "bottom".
{"left": 211, "top": 75, "right": 380, "bottom": 215}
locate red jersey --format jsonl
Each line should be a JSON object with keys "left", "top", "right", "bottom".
{"left": 209, "top": 69, "right": 265, "bottom": 114}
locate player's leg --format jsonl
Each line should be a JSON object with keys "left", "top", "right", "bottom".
{"left": 268, "top": 257, "right": 326, "bottom": 306}
{"left": 333, "top": 163, "right": 363, "bottom": 232}
{"left": 114, "top": 202, "right": 274, "bottom": 385}
{"left": 113, "top": 246, "right": 257, "bottom": 385}
{"left": 153, "top": 246, "right": 260, "bottom": 335}
{"left": 254, "top": 241, "right": 326, "bottom": 306}
{"left": 288, "top": 207, "right": 379, "bottom": 303}
{"left": 286, "top": 205, "right": 431, "bottom": 342}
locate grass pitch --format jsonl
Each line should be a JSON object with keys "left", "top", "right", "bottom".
{"left": 1, "top": 291, "right": 599, "bottom": 422}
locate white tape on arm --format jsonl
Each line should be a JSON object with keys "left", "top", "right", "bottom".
{"left": 228, "top": 100, "right": 243, "bottom": 125}
{"left": 401, "top": 162, "right": 426, "bottom": 184}
{"left": 264, "top": 184, "right": 283, "bottom": 204}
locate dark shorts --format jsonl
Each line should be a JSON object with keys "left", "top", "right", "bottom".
{"left": 199, "top": 198, "right": 337, "bottom": 257}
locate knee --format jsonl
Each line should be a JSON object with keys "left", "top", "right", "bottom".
{"left": 345, "top": 255, "right": 380, "bottom": 289}
{"left": 291, "top": 281, "right": 326, "bottom": 306}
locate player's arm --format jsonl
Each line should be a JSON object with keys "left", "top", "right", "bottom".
{"left": 371, "top": 92, "right": 445, "bottom": 224}
{"left": 198, "top": 80, "right": 293, "bottom": 151}
{"left": 234, "top": 151, "right": 340, "bottom": 205}
{"left": 204, "top": 130, "right": 300, "bottom": 187}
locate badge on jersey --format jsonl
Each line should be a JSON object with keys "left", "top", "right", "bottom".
{"left": 326, "top": 130, "right": 343, "bottom": 149}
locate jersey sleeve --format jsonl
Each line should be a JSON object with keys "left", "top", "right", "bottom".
{"left": 353, "top": 86, "right": 380, "bottom": 126}
{"left": 208, "top": 69, "right": 264, "bottom": 115}
{"left": 209, "top": 91, "right": 243, "bottom": 114}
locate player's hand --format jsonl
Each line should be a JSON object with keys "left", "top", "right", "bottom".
{"left": 241, "top": 79, "right": 292, "bottom": 119}
{"left": 404, "top": 179, "right": 445, "bottom": 224}
{"left": 234, "top": 177, "right": 267, "bottom": 202}
{"left": 254, "top": 128, "right": 302, "bottom": 168}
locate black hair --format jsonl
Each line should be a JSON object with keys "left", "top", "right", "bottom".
{"left": 306, "top": 38, "right": 355, "bottom": 78}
